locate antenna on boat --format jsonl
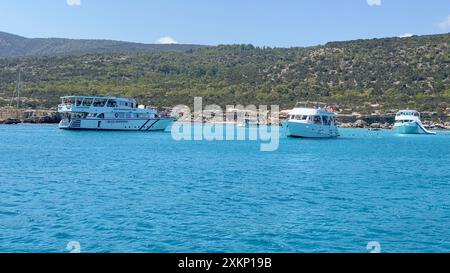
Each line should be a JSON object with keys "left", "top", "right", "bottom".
{"left": 8, "top": 68, "right": 21, "bottom": 109}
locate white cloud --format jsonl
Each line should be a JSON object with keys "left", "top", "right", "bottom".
{"left": 155, "top": 36, "right": 179, "bottom": 44}
{"left": 366, "top": 0, "right": 381, "bottom": 6}
{"left": 438, "top": 15, "right": 450, "bottom": 31}
{"left": 399, "top": 33, "right": 413, "bottom": 38}
{"left": 66, "top": 0, "right": 81, "bottom": 6}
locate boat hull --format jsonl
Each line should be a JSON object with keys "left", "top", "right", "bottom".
{"left": 394, "top": 123, "right": 420, "bottom": 134}
{"left": 284, "top": 121, "right": 339, "bottom": 138}
{"left": 59, "top": 118, "right": 174, "bottom": 131}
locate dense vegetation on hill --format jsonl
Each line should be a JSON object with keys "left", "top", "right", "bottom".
{"left": 0, "top": 33, "right": 449, "bottom": 113}
{"left": 0, "top": 32, "right": 205, "bottom": 58}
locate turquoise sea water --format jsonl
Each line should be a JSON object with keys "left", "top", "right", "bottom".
{"left": 1, "top": 124, "right": 450, "bottom": 253}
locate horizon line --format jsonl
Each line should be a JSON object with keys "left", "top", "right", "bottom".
{"left": 1, "top": 30, "right": 449, "bottom": 49}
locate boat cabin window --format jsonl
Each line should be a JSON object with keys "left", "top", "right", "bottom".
{"left": 98, "top": 113, "right": 105, "bottom": 119}
{"left": 93, "top": 99, "right": 107, "bottom": 107}
{"left": 82, "top": 98, "right": 94, "bottom": 106}
{"left": 323, "top": 116, "right": 335, "bottom": 125}
{"left": 106, "top": 100, "right": 118, "bottom": 107}
{"left": 294, "top": 115, "right": 308, "bottom": 121}
{"left": 63, "top": 98, "right": 73, "bottom": 105}
{"left": 313, "top": 116, "right": 322, "bottom": 125}
{"left": 397, "top": 111, "right": 420, "bottom": 117}
{"left": 117, "top": 101, "right": 131, "bottom": 108}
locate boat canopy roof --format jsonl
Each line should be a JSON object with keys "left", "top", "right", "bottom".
{"left": 294, "top": 101, "right": 329, "bottom": 109}
{"left": 61, "top": 96, "right": 133, "bottom": 102}
{"left": 291, "top": 101, "right": 336, "bottom": 116}
{"left": 396, "top": 110, "right": 420, "bottom": 116}
{"left": 289, "top": 107, "right": 336, "bottom": 116}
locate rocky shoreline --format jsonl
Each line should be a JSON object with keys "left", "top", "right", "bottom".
{"left": 337, "top": 113, "right": 450, "bottom": 130}
{"left": 0, "top": 109, "right": 61, "bottom": 125}
{"left": 1, "top": 109, "right": 450, "bottom": 130}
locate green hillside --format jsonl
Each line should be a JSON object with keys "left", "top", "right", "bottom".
{"left": 0, "top": 33, "right": 449, "bottom": 113}
{"left": 0, "top": 31, "right": 206, "bottom": 58}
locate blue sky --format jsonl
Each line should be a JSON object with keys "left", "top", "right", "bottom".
{"left": 0, "top": 0, "right": 449, "bottom": 47}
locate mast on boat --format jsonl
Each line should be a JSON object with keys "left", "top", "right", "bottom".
{"left": 9, "top": 68, "right": 21, "bottom": 109}
{"left": 16, "top": 69, "right": 21, "bottom": 109}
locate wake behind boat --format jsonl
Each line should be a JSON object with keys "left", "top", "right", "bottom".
{"left": 58, "top": 96, "right": 174, "bottom": 131}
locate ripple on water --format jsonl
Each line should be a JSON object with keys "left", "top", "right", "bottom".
{"left": 1, "top": 125, "right": 450, "bottom": 252}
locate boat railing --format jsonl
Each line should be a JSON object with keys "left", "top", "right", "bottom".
{"left": 294, "top": 102, "right": 337, "bottom": 114}
{"left": 58, "top": 104, "right": 73, "bottom": 112}
{"left": 396, "top": 111, "right": 421, "bottom": 119}
{"left": 58, "top": 103, "right": 137, "bottom": 112}
{"left": 60, "top": 96, "right": 138, "bottom": 109}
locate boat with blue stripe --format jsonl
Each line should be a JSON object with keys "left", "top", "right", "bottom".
{"left": 58, "top": 96, "right": 174, "bottom": 131}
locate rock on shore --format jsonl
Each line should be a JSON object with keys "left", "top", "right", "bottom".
{"left": 337, "top": 114, "right": 394, "bottom": 129}
{"left": 0, "top": 118, "right": 21, "bottom": 125}
{"left": 1, "top": 108, "right": 450, "bottom": 130}
{"left": 0, "top": 109, "right": 61, "bottom": 124}
{"left": 336, "top": 113, "right": 449, "bottom": 130}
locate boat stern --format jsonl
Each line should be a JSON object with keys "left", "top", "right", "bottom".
{"left": 59, "top": 119, "right": 71, "bottom": 130}
{"left": 59, "top": 118, "right": 82, "bottom": 130}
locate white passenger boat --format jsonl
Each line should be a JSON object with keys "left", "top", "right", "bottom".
{"left": 58, "top": 96, "right": 174, "bottom": 131}
{"left": 394, "top": 110, "right": 436, "bottom": 135}
{"left": 283, "top": 102, "right": 339, "bottom": 138}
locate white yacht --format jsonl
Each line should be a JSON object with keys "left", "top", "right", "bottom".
{"left": 394, "top": 110, "right": 435, "bottom": 135}
{"left": 283, "top": 102, "right": 339, "bottom": 138}
{"left": 58, "top": 96, "right": 174, "bottom": 131}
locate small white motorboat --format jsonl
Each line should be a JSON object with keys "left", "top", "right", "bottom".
{"left": 283, "top": 102, "right": 339, "bottom": 138}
